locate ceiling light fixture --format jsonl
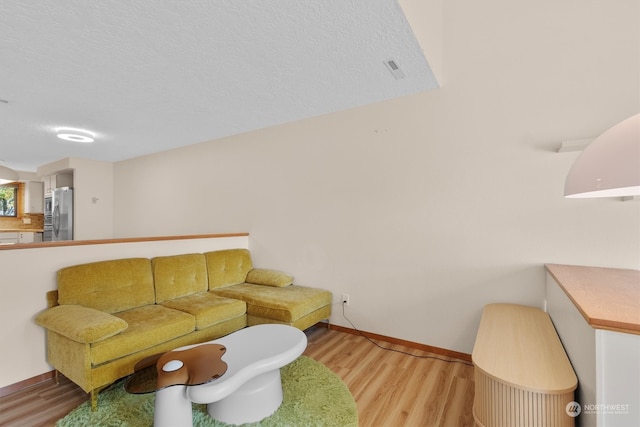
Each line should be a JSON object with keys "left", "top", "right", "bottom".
{"left": 56, "top": 127, "right": 96, "bottom": 143}
{"left": 564, "top": 113, "right": 640, "bottom": 198}
{"left": 0, "top": 165, "right": 19, "bottom": 184}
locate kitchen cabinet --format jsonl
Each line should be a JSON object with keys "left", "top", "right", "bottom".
{"left": 43, "top": 173, "right": 73, "bottom": 196}
{"left": 0, "top": 232, "right": 18, "bottom": 244}
{"left": 43, "top": 176, "right": 51, "bottom": 196}
{"left": 18, "top": 232, "right": 35, "bottom": 243}
{"left": 0, "top": 232, "right": 42, "bottom": 244}
{"left": 24, "top": 181, "right": 44, "bottom": 213}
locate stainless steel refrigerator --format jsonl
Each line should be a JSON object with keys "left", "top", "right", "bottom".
{"left": 52, "top": 187, "right": 73, "bottom": 241}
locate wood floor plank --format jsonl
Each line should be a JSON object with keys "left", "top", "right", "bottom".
{"left": 439, "top": 376, "right": 476, "bottom": 427}
{"left": 0, "top": 326, "right": 474, "bottom": 427}
{"left": 303, "top": 326, "right": 475, "bottom": 426}
{"left": 387, "top": 360, "right": 441, "bottom": 426}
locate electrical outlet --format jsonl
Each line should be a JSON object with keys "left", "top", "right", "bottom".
{"left": 341, "top": 294, "right": 350, "bottom": 306}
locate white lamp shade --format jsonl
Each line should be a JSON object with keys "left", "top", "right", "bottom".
{"left": 564, "top": 113, "right": 640, "bottom": 198}
{"left": 0, "top": 165, "right": 19, "bottom": 184}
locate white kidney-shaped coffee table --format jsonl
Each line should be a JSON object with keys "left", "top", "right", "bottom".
{"left": 128, "top": 324, "right": 307, "bottom": 427}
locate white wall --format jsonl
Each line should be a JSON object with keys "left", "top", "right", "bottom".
{"left": 0, "top": 235, "right": 248, "bottom": 389}
{"left": 398, "top": 0, "right": 444, "bottom": 85}
{"left": 110, "top": 0, "right": 639, "bottom": 355}
{"left": 37, "top": 157, "right": 115, "bottom": 240}
{"left": 69, "top": 158, "right": 114, "bottom": 240}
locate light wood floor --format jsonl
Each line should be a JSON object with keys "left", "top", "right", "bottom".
{"left": 0, "top": 326, "right": 475, "bottom": 427}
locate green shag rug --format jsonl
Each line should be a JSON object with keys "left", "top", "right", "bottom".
{"left": 57, "top": 356, "right": 357, "bottom": 427}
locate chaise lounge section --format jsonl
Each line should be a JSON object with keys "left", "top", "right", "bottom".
{"left": 35, "top": 248, "right": 332, "bottom": 409}
{"left": 205, "top": 249, "right": 332, "bottom": 330}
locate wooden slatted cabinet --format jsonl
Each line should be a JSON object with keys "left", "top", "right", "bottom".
{"left": 472, "top": 303, "right": 577, "bottom": 427}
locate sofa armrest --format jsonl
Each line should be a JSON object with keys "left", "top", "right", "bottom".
{"left": 35, "top": 305, "right": 128, "bottom": 344}
{"left": 46, "top": 290, "right": 59, "bottom": 308}
{"left": 245, "top": 268, "right": 294, "bottom": 287}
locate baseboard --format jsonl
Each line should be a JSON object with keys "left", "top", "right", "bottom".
{"left": 0, "top": 370, "right": 56, "bottom": 398}
{"left": 327, "top": 323, "right": 473, "bottom": 363}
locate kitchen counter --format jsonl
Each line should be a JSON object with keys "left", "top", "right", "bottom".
{"left": 545, "top": 264, "right": 640, "bottom": 335}
{"left": 0, "top": 228, "right": 44, "bottom": 232}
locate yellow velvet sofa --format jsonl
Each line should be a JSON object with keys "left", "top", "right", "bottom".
{"left": 35, "top": 248, "right": 332, "bottom": 409}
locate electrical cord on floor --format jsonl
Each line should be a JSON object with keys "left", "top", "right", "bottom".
{"left": 340, "top": 303, "right": 474, "bottom": 366}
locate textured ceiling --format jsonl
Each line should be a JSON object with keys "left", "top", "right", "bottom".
{"left": 0, "top": 0, "right": 437, "bottom": 173}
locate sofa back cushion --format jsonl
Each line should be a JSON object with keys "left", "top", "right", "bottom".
{"left": 152, "top": 253, "right": 208, "bottom": 303}
{"left": 57, "top": 258, "right": 154, "bottom": 314}
{"left": 204, "top": 249, "right": 253, "bottom": 289}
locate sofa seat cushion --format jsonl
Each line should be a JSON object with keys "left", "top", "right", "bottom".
{"left": 212, "top": 283, "right": 332, "bottom": 323}
{"left": 161, "top": 292, "right": 246, "bottom": 330}
{"left": 91, "top": 305, "right": 195, "bottom": 365}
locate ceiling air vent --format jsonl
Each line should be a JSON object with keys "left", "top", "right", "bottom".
{"left": 384, "top": 59, "right": 405, "bottom": 80}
